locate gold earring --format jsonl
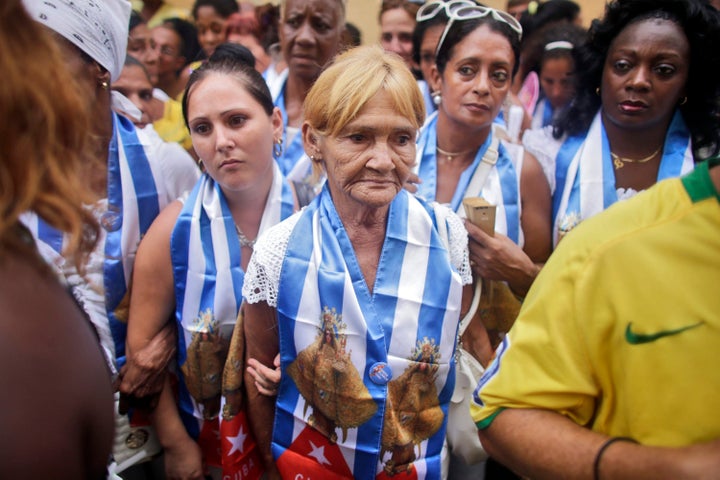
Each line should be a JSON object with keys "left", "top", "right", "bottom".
{"left": 595, "top": 87, "right": 600, "bottom": 96}
{"left": 100, "top": 81, "right": 109, "bottom": 90}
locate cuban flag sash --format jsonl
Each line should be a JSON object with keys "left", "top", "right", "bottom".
{"left": 32, "top": 113, "right": 162, "bottom": 366}
{"left": 553, "top": 110, "right": 694, "bottom": 245}
{"left": 273, "top": 187, "right": 463, "bottom": 479}
{"left": 530, "top": 98, "right": 554, "bottom": 130}
{"left": 171, "top": 164, "right": 294, "bottom": 431}
{"left": 415, "top": 113, "right": 522, "bottom": 244}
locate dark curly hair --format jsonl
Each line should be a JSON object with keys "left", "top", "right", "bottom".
{"left": 553, "top": 0, "right": 720, "bottom": 160}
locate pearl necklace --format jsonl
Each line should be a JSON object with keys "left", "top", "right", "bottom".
{"left": 611, "top": 146, "right": 662, "bottom": 170}
{"left": 235, "top": 224, "right": 255, "bottom": 249}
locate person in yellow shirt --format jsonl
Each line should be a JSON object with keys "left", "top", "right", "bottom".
{"left": 473, "top": 157, "right": 720, "bottom": 479}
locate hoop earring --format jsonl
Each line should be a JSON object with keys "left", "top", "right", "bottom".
{"left": 679, "top": 96, "right": 688, "bottom": 106}
{"left": 432, "top": 91, "right": 442, "bottom": 106}
{"left": 595, "top": 87, "right": 600, "bottom": 96}
{"left": 273, "top": 138, "right": 283, "bottom": 159}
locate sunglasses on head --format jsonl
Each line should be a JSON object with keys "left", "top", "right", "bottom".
{"left": 434, "top": 4, "right": 523, "bottom": 58}
{"left": 416, "top": 0, "right": 477, "bottom": 23}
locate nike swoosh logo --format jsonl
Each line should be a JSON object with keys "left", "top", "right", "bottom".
{"left": 625, "top": 321, "right": 703, "bottom": 345}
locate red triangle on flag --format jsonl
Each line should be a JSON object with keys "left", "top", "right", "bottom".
{"left": 197, "top": 418, "right": 222, "bottom": 468}
{"left": 220, "top": 412, "right": 264, "bottom": 480}
{"left": 276, "top": 425, "right": 354, "bottom": 479}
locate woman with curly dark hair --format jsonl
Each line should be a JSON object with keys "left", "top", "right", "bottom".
{"left": 523, "top": 0, "right": 720, "bottom": 246}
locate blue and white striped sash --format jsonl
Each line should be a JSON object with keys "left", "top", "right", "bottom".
{"left": 171, "top": 164, "right": 294, "bottom": 428}
{"left": 34, "top": 113, "right": 161, "bottom": 366}
{"left": 554, "top": 110, "right": 694, "bottom": 245}
{"left": 531, "top": 98, "right": 554, "bottom": 130}
{"left": 273, "top": 187, "right": 463, "bottom": 479}
{"left": 415, "top": 112, "right": 522, "bottom": 244}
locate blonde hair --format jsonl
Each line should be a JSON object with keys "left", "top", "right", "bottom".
{"left": 304, "top": 45, "right": 425, "bottom": 139}
{"left": 0, "top": 0, "right": 99, "bottom": 271}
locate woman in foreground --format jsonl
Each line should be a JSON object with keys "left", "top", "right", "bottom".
{"left": 243, "top": 45, "right": 473, "bottom": 480}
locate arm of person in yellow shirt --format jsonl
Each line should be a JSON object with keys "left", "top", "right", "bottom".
{"left": 479, "top": 408, "right": 720, "bottom": 480}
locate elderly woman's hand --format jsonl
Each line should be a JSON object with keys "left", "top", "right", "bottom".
{"left": 465, "top": 220, "right": 540, "bottom": 297}
{"left": 247, "top": 353, "right": 281, "bottom": 396}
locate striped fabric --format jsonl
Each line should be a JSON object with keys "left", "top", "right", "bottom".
{"left": 553, "top": 110, "right": 694, "bottom": 245}
{"left": 272, "top": 187, "right": 464, "bottom": 479}
{"left": 171, "top": 163, "right": 294, "bottom": 433}
{"left": 415, "top": 112, "right": 522, "bottom": 245}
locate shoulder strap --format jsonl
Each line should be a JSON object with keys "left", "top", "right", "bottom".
{"left": 292, "top": 181, "right": 317, "bottom": 208}
{"left": 463, "top": 132, "right": 501, "bottom": 200}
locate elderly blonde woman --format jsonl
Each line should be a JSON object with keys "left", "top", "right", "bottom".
{"left": 243, "top": 45, "right": 474, "bottom": 480}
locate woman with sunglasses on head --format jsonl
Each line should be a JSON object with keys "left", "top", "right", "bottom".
{"left": 414, "top": 4, "right": 552, "bottom": 476}
{"left": 415, "top": 2, "right": 533, "bottom": 132}
{"left": 413, "top": 0, "right": 475, "bottom": 119}
{"left": 523, "top": 0, "right": 720, "bottom": 247}
{"left": 416, "top": 3, "right": 552, "bottom": 303}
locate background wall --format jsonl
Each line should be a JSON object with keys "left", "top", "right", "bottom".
{"left": 169, "top": 0, "right": 607, "bottom": 46}
{"left": 347, "top": 0, "right": 605, "bottom": 47}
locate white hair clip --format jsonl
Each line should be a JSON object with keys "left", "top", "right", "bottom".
{"left": 545, "top": 40, "right": 574, "bottom": 51}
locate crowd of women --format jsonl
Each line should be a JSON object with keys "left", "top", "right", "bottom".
{"left": 3, "top": 0, "right": 719, "bottom": 479}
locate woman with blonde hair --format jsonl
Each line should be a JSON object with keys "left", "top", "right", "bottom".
{"left": 0, "top": 0, "right": 113, "bottom": 477}
{"left": 244, "top": 44, "right": 473, "bottom": 480}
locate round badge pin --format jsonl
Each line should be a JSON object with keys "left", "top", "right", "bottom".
{"left": 100, "top": 208, "right": 122, "bottom": 232}
{"left": 369, "top": 362, "right": 392, "bottom": 385}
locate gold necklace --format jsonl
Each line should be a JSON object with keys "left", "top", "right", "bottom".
{"left": 611, "top": 146, "right": 662, "bottom": 170}
{"left": 437, "top": 145, "right": 474, "bottom": 163}
{"left": 235, "top": 224, "right": 255, "bottom": 249}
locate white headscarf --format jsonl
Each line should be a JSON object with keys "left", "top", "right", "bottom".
{"left": 22, "top": 0, "right": 131, "bottom": 82}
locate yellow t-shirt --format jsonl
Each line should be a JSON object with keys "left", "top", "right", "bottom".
{"left": 472, "top": 158, "right": 720, "bottom": 447}
{"left": 131, "top": 2, "right": 189, "bottom": 28}
{"left": 153, "top": 98, "right": 192, "bottom": 151}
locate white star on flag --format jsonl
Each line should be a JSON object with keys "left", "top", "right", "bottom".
{"left": 226, "top": 426, "right": 247, "bottom": 456}
{"left": 307, "top": 441, "right": 331, "bottom": 466}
